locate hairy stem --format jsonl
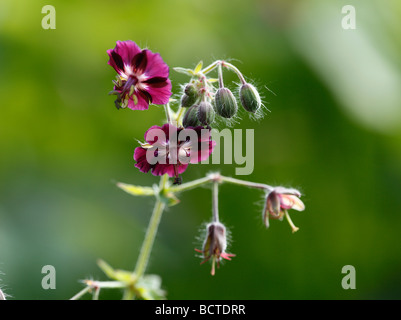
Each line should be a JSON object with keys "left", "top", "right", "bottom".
{"left": 222, "top": 61, "right": 246, "bottom": 84}
{"left": 168, "top": 172, "right": 272, "bottom": 194}
{"left": 134, "top": 174, "right": 169, "bottom": 279}
{"left": 212, "top": 181, "right": 219, "bottom": 222}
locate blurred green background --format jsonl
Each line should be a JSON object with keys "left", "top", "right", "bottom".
{"left": 1, "top": 0, "right": 400, "bottom": 300}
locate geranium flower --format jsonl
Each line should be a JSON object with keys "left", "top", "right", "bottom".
{"left": 107, "top": 40, "right": 172, "bottom": 110}
{"left": 195, "top": 222, "right": 235, "bottom": 276}
{"left": 263, "top": 187, "right": 305, "bottom": 232}
{"left": 134, "top": 124, "right": 215, "bottom": 183}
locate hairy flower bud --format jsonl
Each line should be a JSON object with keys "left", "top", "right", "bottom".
{"left": 181, "top": 94, "right": 197, "bottom": 108}
{"left": 184, "top": 83, "right": 198, "bottom": 97}
{"left": 195, "top": 222, "right": 235, "bottom": 275}
{"left": 214, "top": 88, "right": 238, "bottom": 118}
{"left": 181, "top": 84, "right": 199, "bottom": 108}
{"left": 240, "top": 83, "right": 261, "bottom": 113}
{"left": 197, "top": 101, "right": 215, "bottom": 126}
{"left": 182, "top": 105, "right": 200, "bottom": 128}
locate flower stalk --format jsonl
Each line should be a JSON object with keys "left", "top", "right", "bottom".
{"left": 134, "top": 174, "right": 169, "bottom": 279}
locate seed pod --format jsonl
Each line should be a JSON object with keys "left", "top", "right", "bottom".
{"left": 214, "top": 88, "right": 238, "bottom": 118}
{"left": 197, "top": 101, "right": 215, "bottom": 126}
{"left": 182, "top": 105, "right": 200, "bottom": 128}
{"left": 239, "top": 83, "right": 261, "bottom": 113}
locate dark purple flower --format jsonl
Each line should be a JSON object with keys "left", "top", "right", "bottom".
{"left": 134, "top": 124, "right": 215, "bottom": 182}
{"left": 107, "top": 40, "right": 172, "bottom": 110}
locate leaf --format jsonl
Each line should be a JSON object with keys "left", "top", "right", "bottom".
{"left": 173, "top": 67, "right": 194, "bottom": 76}
{"left": 117, "top": 182, "right": 155, "bottom": 196}
{"left": 97, "top": 259, "right": 117, "bottom": 280}
{"left": 194, "top": 61, "right": 203, "bottom": 74}
{"left": 207, "top": 78, "right": 219, "bottom": 83}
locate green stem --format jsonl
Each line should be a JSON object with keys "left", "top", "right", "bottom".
{"left": 168, "top": 173, "right": 272, "bottom": 194}
{"left": 168, "top": 175, "right": 212, "bottom": 193}
{"left": 164, "top": 103, "right": 171, "bottom": 124}
{"left": 219, "top": 175, "right": 272, "bottom": 191}
{"left": 201, "top": 61, "right": 220, "bottom": 75}
{"left": 134, "top": 174, "right": 169, "bottom": 279}
{"left": 217, "top": 63, "right": 224, "bottom": 88}
{"left": 221, "top": 61, "right": 246, "bottom": 84}
{"left": 70, "top": 286, "right": 91, "bottom": 300}
{"left": 175, "top": 106, "right": 185, "bottom": 126}
{"left": 212, "top": 181, "right": 219, "bottom": 222}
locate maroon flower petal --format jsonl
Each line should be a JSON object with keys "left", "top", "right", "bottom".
{"left": 144, "top": 125, "right": 166, "bottom": 144}
{"left": 151, "top": 164, "right": 188, "bottom": 177}
{"left": 126, "top": 93, "right": 149, "bottom": 111}
{"left": 143, "top": 50, "right": 170, "bottom": 79}
{"left": 132, "top": 50, "right": 148, "bottom": 75}
{"left": 145, "top": 78, "right": 172, "bottom": 105}
{"left": 112, "top": 40, "right": 142, "bottom": 65}
{"left": 133, "top": 147, "right": 153, "bottom": 173}
{"left": 107, "top": 50, "right": 125, "bottom": 74}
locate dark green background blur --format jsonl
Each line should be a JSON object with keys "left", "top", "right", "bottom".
{"left": 1, "top": 0, "right": 400, "bottom": 300}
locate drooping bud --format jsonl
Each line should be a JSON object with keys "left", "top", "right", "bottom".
{"left": 214, "top": 88, "right": 238, "bottom": 118}
{"left": 181, "top": 84, "right": 199, "bottom": 108}
{"left": 197, "top": 101, "right": 215, "bottom": 126}
{"left": 182, "top": 105, "right": 200, "bottom": 128}
{"left": 239, "top": 83, "right": 261, "bottom": 113}
{"left": 195, "top": 222, "right": 235, "bottom": 276}
{"left": 263, "top": 187, "right": 305, "bottom": 233}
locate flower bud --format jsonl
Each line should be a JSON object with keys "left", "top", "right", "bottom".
{"left": 181, "top": 84, "right": 199, "bottom": 108}
{"left": 214, "top": 88, "right": 238, "bottom": 118}
{"left": 184, "top": 83, "right": 198, "bottom": 97}
{"left": 197, "top": 101, "right": 215, "bottom": 126}
{"left": 182, "top": 105, "right": 200, "bottom": 128}
{"left": 181, "top": 94, "right": 197, "bottom": 108}
{"left": 239, "top": 83, "right": 261, "bottom": 113}
{"left": 195, "top": 222, "right": 235, "bottom": 276}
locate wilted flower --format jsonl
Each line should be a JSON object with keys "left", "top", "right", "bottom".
{"left": 134, "top": 124, "right": 215, "bottom": 183}
{"left": 263, "top": 187, "right": 305, "bottom": 233}
{"left": 195, "top": 222, "right": 235, "bottom": 276}
{"left": 107, "top": 40, "right": 172, "bottom": 110}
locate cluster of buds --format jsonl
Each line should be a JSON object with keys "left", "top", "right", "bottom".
{"left": 178, "top": 61, "right": 262, "bottom": 128}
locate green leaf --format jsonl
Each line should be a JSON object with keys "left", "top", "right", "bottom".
{"left": 173, "top": 67, "right": 194, "bottom": 76}
{"left": 194, "top": 61, "right": 203, "bottom": 74}
{"left": 97, "top": 259, "right": 117, "bottom": 280}
{"left": 207, "top": 78, "right": 219, "bottom": 83}
{"left": 117, "top": 182, "right": 155, "bottom": 196}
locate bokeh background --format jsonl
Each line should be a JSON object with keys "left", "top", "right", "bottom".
{"left": 1, "top": 0, "right": 400, "bottom": 300}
